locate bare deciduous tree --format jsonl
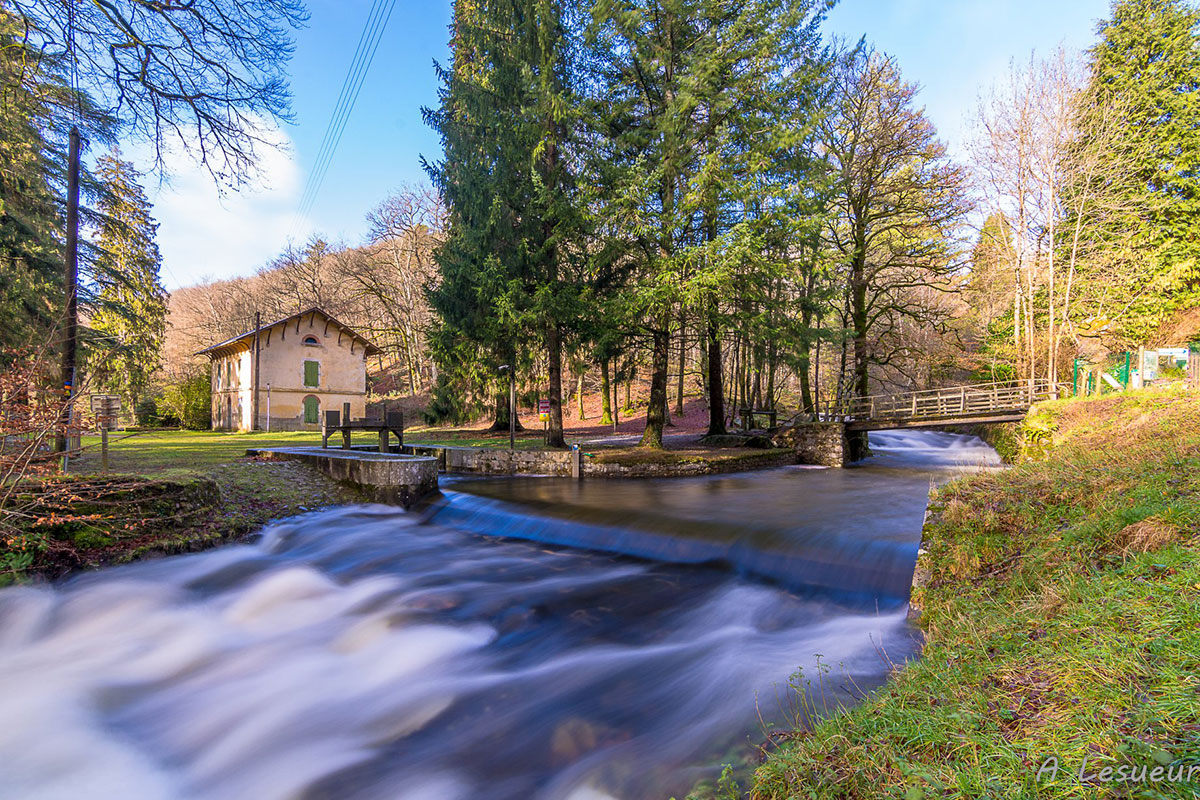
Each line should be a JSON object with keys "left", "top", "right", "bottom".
{"left": 973, "top": 48, "right": 1153, "bottom": 381}
{"left": 12, "top": 0, "right": 307, "bottom": 185}
{"left": 821, "top": 47, "right": 970, "bottom": 411}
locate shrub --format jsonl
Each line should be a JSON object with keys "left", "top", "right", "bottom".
{"left": 134, "top": 397, "right": 159, "bottom": 426}
{"left": 160, "top": 370, "right": 211, "bottom": 430}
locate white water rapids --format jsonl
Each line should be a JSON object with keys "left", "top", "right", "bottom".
{"left": 0, "top": 430, "right": 999, "bottom": 800}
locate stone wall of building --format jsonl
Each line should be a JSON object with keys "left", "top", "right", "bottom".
{"left": 210, "top": 309, "right": 370, "bottom": 432}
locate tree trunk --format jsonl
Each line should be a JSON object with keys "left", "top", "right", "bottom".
{"left": 489, "top": 393, "right": 525, "bottom": 432}
{"left": 545, "top": 325, "right": 566, "bottom": 448}
{"left": 798, "top": 337, "right": 813, "bottom": 413}
{"left": 576, "top": 371, "right": 585, "bottom": 420}
{"left": 640, "top": 328, "right": 670, "bottom": 448}
{"left": 600, "top": 359, "right": 613, "bottom": 425}
{"left": 705, "top": 311, "right": 726, "bottom": 436}
{"left": 612, "top": 372, "right": 620, "bottom": 430}
{"left": 674, "top": 313, "right": 686, "bottom": 416}
{"left": 848, "top": 251, "right": 870, "bottom": 462}
{"left": 851, "top": 257, "right": 870, "bottom": 402}
{"left": 766, "top": 339, "right": 777, "bottom": 411}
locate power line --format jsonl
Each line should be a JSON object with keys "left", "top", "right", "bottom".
{"left": 296, "top": 0, "right": 397, "bottom": 229}
{"left": 289, "top": 0, "right": 398, "bottom": 241}
{"left": 292, "top": 0, "right": 385, "bottom": 230}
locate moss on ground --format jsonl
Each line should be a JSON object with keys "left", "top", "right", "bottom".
{"left": 744, "top": 389, "right": 1200, "bottom": 799}
{"left": 3, "top": 456, "right": 363, "bottom": 584}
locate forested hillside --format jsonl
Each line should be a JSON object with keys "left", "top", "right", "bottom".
{"left": 165, "top": 184, "right": 443, "bottom": 398}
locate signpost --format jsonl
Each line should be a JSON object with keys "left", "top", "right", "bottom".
{"left": 538, "top": 398, "right": 550, "bottom": 445}
{"left": 90, "top": 395, "right": 121, "bottom": 473}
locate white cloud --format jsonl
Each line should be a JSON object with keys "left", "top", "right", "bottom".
{"left": 129, "top": 124, "right": 312, "bottom": 290}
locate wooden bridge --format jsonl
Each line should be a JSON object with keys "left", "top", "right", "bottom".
{"left": 803, "top": 380, "right": 1064, "bottom": 431}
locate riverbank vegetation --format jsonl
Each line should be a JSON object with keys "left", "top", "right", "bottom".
{"left": 748, "top": 389, "right": 1200, "bottom": 798}
{"left": 0, "top": 462, "right": 361, "bottom": 585}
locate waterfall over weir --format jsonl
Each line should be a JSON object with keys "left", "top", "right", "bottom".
{"left": 0, "top": 430, "right": 998, "bottom": 800}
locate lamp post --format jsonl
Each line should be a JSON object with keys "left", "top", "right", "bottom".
{"left": 499, "top": 364, "right": 515, "bottom": 451}
{"left": 266, "top": 383, "right": 271, "bottom": 432}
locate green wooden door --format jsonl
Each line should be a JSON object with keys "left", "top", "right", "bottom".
{"left": 303, "top": 395, "right": 320, "bottom": 424}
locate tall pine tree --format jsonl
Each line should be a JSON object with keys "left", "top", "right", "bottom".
{"left": 424, "top": 0, "right": 530, "bottom": 430}
{"left": 585, "top": 0, "right": 830, "bottom": 445}
{"left": 0, "top": 3, "right": 110, "bottom": 353}
{"left": 89, "top": 150, "right": 167, "bottom": 413}
{"left": 1078, "top": 0, "right": 1200, "bottom": 341}
{"left": 425, "top": 0, "right": 583, "bottom": 447}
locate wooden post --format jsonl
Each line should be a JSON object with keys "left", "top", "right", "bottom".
{"left": 100, "top": 425, "right": 108, "bottom": 474}
{"left": 386, "top": 408, "right": 404, "bottom": 451}
{"left": 378, "top": 429, "right": 389, "bottom": 454}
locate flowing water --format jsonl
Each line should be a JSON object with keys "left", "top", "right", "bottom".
{"left": 0, "top": 430, "right": 999, "bottom": 800}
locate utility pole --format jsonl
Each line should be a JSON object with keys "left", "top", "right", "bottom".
{"left": 252, "top": 311, "right": 261, "bottom": 430}
{"left": 56, "top": 126, "right": 81, "bottom": 456}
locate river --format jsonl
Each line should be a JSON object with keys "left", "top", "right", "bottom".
{"left": 0, "top": 430, "right": 999, "bottom": 800}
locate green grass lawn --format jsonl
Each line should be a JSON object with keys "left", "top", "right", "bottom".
{"left": 71, "top": 430, "right": 319, "bottom": 477}
{"left": 69, "top": 428, "right": 558, "bottom": 477}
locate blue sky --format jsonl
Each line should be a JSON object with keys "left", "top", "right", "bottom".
{"left": 147, "top": 0, "right": 1113, "bottom": 290}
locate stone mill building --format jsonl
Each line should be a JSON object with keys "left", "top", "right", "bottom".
{"left": 198, "top": 307, "right": 380, "bottom": 431}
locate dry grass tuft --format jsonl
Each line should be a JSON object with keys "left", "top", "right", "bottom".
{"left": 1113, "top": 515, "right": 1185, "bottom": 555}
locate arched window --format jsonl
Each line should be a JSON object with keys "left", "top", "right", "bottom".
{"left": 303, "top": 335, "right": 320, "bottom": 346}
{"left": 303, "top": 395, "right": 320, "bottom": 425}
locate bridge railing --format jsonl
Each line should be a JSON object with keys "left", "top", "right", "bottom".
{"left": 795, "top": 380, "right": 1067, "bottom": 425}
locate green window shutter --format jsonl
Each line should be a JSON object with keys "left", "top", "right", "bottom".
{"left": 304, "top": 360, "right": 319, "bottom": 387}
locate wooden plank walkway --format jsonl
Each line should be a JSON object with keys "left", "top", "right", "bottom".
{"left": 806, "top": 380, "right": 1063, "bottom": 431}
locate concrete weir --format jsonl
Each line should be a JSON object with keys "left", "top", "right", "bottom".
{"left": 247, "top": 447, "right": 439, "bottom": 507}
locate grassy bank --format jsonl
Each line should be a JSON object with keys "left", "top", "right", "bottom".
{"left": 751, "top": 389, "right": 1200, "bottom": 799}
{"left": 1, "top": 460, "right": 363, "bottom": 584}
{"left": 1, "top": 430, "right": 370, "bottom": 584}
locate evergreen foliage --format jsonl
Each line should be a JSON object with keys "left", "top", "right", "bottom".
{"left": 1078, "top": 0, "right": 1200, "bottom": 341}
{"left": 88, "top": 150, "right": 168, "bottom": 412}
{"left": 0, "top": 3, "right": 109, "bottom": 352}
{"left": 424, "top": 0, "right": 585, "bottom": 446}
